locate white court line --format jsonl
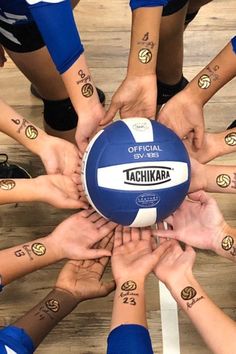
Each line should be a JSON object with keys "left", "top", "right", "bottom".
{"left": 158, "top": 221, "right": 180, "bottom": 354}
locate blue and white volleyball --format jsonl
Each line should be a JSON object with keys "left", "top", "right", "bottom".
{"left": 82, "top": 118, "right": 191, "bottom": 227}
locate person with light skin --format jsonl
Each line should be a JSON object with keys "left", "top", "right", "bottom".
{"left": 0, "top": 209, "right": 117, "bottom": 291}
{"left": 153, "top": 239, "right": 236, "bottom": 354}
{"left": 158, "top": 36, "right": 236, "bottom": 150}
{"left": 184, "top": 126, "right": 236, "bottom": 164}
{"left": 0, "top": 234, "right": 115, "bottom": 353}
{"left": 0, "top": 0, "right": 172, "bottom": 153}
{"left": 0, "top": 98, "right": 89, "bottom": 208}
{"left": 190, "top": 157, "right": 236, "bottom": 194}
{"left": 107, "top": 225, "right": 172, "bottom": 354}
{"left": 153, "top": 190, "right": 236, "bottom": 262}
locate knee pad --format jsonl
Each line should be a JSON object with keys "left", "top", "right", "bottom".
{"left": 43, "top": 98, "right": 78, "bottom": 131}
{"left": 162, "top": 0, "right": 189, "bottom": 16}
{"left": 185, "top": 10, "right": 199, "bottom": 26}
{"left": 157, "top": 76, "right": 189, "bottom": 105}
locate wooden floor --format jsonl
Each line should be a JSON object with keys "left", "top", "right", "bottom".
{"left": 0, "top": 0, "right": 236, "bottom": 353}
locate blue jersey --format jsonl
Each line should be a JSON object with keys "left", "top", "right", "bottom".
{"left": 0, "top": 326, "right": 34, "bottom": 354}
{"left": 107, "top": 324, "right": 154, "bottom": 354}
{"left": 0, "top": 0, "right": 170, "bottom": 74}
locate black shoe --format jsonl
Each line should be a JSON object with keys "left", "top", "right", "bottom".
{"left": 0, "top": 154, "right": 31, "bottom": 179}
{"left": 30, "top": 84, "right": 106, "bottom": 106}
{"left": 157, "top": 76, "right": 189, "bottom": 105}
{"left": 227, "top": 120, "right": 236, "bottom": 130}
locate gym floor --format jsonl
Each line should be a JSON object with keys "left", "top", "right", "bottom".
{"left": 0, "top": 0, "right": 236, "bottom": 353}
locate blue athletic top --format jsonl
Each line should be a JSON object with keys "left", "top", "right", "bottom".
{"left": 107, "top": 324, "right": 154, "bottom": 354}
{"left": 0, "top": 0, "right": 170, "bottom": 74}
{"left": 0, "top": 326, "right": 34, "bottom": 354}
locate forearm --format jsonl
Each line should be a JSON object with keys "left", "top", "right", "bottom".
{"left": 61, "top": 53, "right": 100, "bottom": 115}
{"left": 184, "top": 40, "right": 236, "bottom": 106}
{"left": 111, "top": 278, "right": 147, "bottom": 331}
{"left": 127, "top": 7, "right": 162, "bottom": 77}
{"left": 0, "top": 236, "right": 59, "bottom": 285}
{"left": 210, "top": 129, "right": 236, "bottom": 158}
{"left": 169, "top": 275, "right": 236, "bottom": 354}
{"left": 13, "top": 288, "right": 78, "bottom": 348}
{"left": 0, "top": 99, "right": 48, "bottom": 155}
{"left": 0, "top": 178, "right": 39, "bottom": 205}
{"left": 205, "top": 164, "right": 236, "bottom": 193}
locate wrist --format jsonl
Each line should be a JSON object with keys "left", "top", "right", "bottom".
{"left": 115, "top": 277, "right": 146, "bottom": 290}
{"left": 165, "top": 271, "right": 196, "bottom": 297}
{"left": 53, "top": 287, "right": 79, "bottom": 307}
{"left": 44, "top": 233, "right": 64, "bottom": 263}
{"left": 214, "top": 223, "right": 236, "bottom": 257}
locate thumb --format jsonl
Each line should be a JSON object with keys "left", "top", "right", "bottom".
{"left": 152, "top": 228, "right": 178, "bottom": 240}
{"left": 193, "top": 125, "right": 204, "bottom": 150}
{"left": 63, "top": 199, "right": 89, "bottom": 210}
{"left": 98, "top": 280, "right": 116, "bottom": 297}
{"left": 85, "top": 248, "right": 112, "bottom": 259}
{"left": 100, "top": 101, "right": 119, "bottom": 126}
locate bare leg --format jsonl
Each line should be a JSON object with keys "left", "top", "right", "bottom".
{"left": 157, "top": 3, "right": 189, "bottom": 85}
{"left": 3, "top": 0, "right": 80, "bottom": 144}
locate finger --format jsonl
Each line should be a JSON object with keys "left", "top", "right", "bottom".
{"left": 98, "top": 221, "right": 118, "bottom": 239}
{"left": 131, "top": 228, "right": 140, "bottom": 241}
{"left": 84, "top": 248, "right": 112, "bottom": 259}
{"left": 193, "top": 125, "right": 204, "bottom": 150}
{"left": 100, "top": 102, "right": 119, "bottom": 126}
{"left": 79, "top": 208, "right": 95, "bottom": 218}
{"left": 88, "top": 211, "right": 103, "bottom": 223}
{"left": 188, "top": 190, "right": 208, "bottom": 205}
{"left": 98, "top": 280, "right": 116, "bottom": 297}
{"left": 114, "top": 226, "right": 123, "bottom": 248}
{"left": 122, "top": 226, "right": 131, "bottom": 244}
{"left": 71, "top": 173, "right": 81, "bottom": 185}
{"left": 185, "top": 245, "right": 196, "bottom": 263}
{"left": 63, "top": 199, "right": 89, "bottom": 209}
{"left": 95, "top": 217, "right": 110, "bottom": 229}
{"left": 152, "top": 228, "right": 178, "bottom": 240}
{"left": 140, "top": 227, "right": 152, "bottom": 241}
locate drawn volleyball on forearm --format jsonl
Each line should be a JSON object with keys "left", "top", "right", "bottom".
{"left": 198, "top": 74, "right": 211, "bottom": 89}
{"left": 138, "top": 48, "right": 152, "bottom": 64}
{"left": 82, "top": 117, "right": 191, "bottom": 227}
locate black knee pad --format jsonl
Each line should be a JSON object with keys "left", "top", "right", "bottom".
{"left": 43, "top": 98, "right": 78, "bottom": 131}
{"left": 185, "top": 10, "right": 199, "bottom": 26}
{"left": 162, "top": 0, "right": 189, "bottom": 16}
{"left": 157, "top": 76, "right": 189, "bottom": 105}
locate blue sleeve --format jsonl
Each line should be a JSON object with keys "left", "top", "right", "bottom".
{"left": 231, "top": 36, "right": 236, "bottom": 54}
{"left": 130, "top": 0, "right": 169, "bottom": 11}
{"left": 26, "top": 0, "right": 84, "bottom": 74}
{"left": 107, "top": 324, "right": 154, "bottom": 354}
{"left": 0, "top": 326, "right": 35, "bottom": 354}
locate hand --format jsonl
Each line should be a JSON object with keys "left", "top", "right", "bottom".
{"left": 153, "top": 240, "right": 196, "bottom": 290}
{"left": 55, "top": 234, "right": 115, "bottom": 302}
{"left": 49, "top": 208, "right": 117, "bottom": 260}
{"left": 35, "top": 174, "right": 88, "bottom": 209}
{"left": 111, "top": 226, "right": 171, "bottom": 283}
{"left": 158, "top": 89, "right": 205, "bottom": 149}
{"left": 0, "top": 45, "right": 6, "bottom": 67}
{"left": 100, "top": 74, "right": 157, "bottom": 125}
{"left": 189, "top": 157, "right": 207, "bottom": 193}
{"left": 38, "top": 135, "right": 81, "bottom": 177}
{"left": 184, "top": 131, "right": 219, "bottom": 163}
{"left": 75, "top": 102, "right": 106, "bottom": 154}
{"left": 154, "top": 190, "right": 228, "bottom": 251}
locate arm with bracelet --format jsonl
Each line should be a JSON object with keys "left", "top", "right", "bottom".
{"left": 0, "top": 235, "right": 115, "bottom": 354}
{"left": 159, "top": 36, "right": 236, "bottom": 149}
{"left": 25, "top": 0, "right": 105, "bottom": 153}
{"left": 101, "top": 0, "right": 169, "bottom": 125}
{"left": 0, "top": 210, "right": 116, "bottom": 291}
{"left": 154, "top": 190, "right": 236, "bottom": 263}
{"left": 153, "top": 240, "right": 236, "bottom": 354}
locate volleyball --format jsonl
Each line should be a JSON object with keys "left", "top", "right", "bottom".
{"left": 82, "top": 118, "right": 191, "bottom": 227}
